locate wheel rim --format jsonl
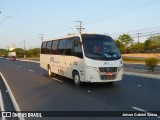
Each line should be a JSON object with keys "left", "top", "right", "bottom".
{"left": 74, "top": 74, "right": 80, "bottom": 85}
{"left": 48, "top": 68, "right": 51, "bottom": 76}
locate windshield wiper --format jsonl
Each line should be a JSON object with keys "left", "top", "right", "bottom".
{"left": 86, "top": 52, "right": 103, "bottom": 56}
{"left": 104, "top": 51, "right": 121, "bottom": 58}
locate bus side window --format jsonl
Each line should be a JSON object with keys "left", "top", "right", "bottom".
{"left": 46, "top": 41, "right": 52, "bottom": 54}
{"left": 65, "top": 39, "right": 73, "bottom": 56}
{"left": 73, "top": 41, "right": 83, "bottom": 58}
{"left": 57, "top": 39, "right": 66, "bottom": 55}
{"left": 41, "top": 42, "right": 47, "bottom": 54}
{"left": 51, "top": 40, "right": 59, "bottom": 54}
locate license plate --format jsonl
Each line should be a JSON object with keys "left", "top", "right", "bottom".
{"left": 105, "top": 72, "right": 113, "bottom": 76}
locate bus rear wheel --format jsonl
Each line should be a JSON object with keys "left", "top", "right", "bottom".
{"left": 73, "top": 71, "right": 81, "bottom": 87}
{"left": 48, "top": 66, "right": 52, "bottom": 77}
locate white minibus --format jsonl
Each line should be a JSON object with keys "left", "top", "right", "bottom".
{"left": 40, "top": 33, "right": 123, "bottom": 86}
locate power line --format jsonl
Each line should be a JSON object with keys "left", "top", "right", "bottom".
{"left": 85, "top": 0, "right": 160, "bottom": 25}
{"left": 82, "top": 0, "right": 132, "bottom": 21}
{"left": 132, "top": 32, "right": 160, "bottom": 38}
{"left": 35, "top": 0, "right": 159, "bottom": 40}
{"left": 111, "top": 26, "right": 160, "bottom": 36}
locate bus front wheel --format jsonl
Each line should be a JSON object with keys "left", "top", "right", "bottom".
{"left": 73, "top": 71, "right": 81, "bottom": 87}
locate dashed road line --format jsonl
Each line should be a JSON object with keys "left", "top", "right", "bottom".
{"left": 132, "top": 107, "right": 147, "bottom": 112}
{"left": 51, "top": 78, "right": 63, "bottom": 82}
{"left": 28, "top": 69, "right": 34, "bottom": 72}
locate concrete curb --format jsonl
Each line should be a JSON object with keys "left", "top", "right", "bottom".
{"left": 16, "top": 58, "right": 40, "bottom": 63}
{"left": 17, "top": 59, "right": 40, "bottom": 63}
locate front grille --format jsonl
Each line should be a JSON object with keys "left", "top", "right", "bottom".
{"left": 99, "top": 67, "right": 117, "bottom": 72}
{"left": 98, "top": 67, "right": 117, "bottom": 80}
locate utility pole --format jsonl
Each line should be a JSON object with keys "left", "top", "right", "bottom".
{"left": 76, "top": 21, "right": 85, "bottom": 34}
{"left": 39, "top": 34, "right": 44, "bottom": 42}
{"left": 13, "top": 44, "right": 15, "bottom": 51}
{"left": 23, "top": 40, "right": 26, "bottom": 58}
{"left": 137, "top": 33, "right": 141, "bottom": 43}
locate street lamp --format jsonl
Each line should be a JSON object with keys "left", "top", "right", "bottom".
{"left": 0, "top": 16, "right": 12, "bottom": 26}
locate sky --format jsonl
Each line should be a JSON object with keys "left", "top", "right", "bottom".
{"left": 0, "top": 0, "right": 160, "bottom": 49}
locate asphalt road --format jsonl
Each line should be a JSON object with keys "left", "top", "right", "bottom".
{"left": 0, "top": 58, "right": 160, "bottom": 120}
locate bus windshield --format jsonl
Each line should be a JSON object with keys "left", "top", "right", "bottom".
{"left": 82, "top": 34, "right": 121, "bottom": 60}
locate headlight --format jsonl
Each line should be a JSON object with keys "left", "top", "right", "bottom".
{"left": 86, "top": 66, "right": 99, "bottom": 72}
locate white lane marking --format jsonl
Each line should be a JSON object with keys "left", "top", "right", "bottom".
{"left": 28, "top": 69, "right": 34, "bottom": 72}
{"left": 132, "top": 107, "right": 160, "bottom": 118}
{"left": 132, "top": 107, "right": 147, "bottom": 112}
{"left": 0, "top": 90, "right": 5, "bottom": 113}
{"left": 0, "top": 72, "right": 25, "bottom": 120}
{"left": 87, "top": 90, "right": 91, "bottom": 93}
{"left": 51, "top": 78, "right": 63, "bottom": 82}
{"left": 18, "top": 66, "right": 21, "bottom": 68}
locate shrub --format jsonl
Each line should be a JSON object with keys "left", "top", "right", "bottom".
{"left": 145, "top": 57, "right": 158, "bottom": 72}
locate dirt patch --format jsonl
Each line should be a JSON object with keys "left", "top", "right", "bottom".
{"left": 122, "top": 53, "right": 160, "bottom": 58}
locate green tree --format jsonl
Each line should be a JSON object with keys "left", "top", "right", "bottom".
{"left": 129, "top": 42, "right": 144, "bottom": 53}
{"left": 0, "top": 49, "right": 8, "bottom": 57}
{"left": 147, "top": 35, "right": 160, "bottom": 41}
{"left": 145, "top": 35, "right": 160, "bottom": 52}
{"left": 144, "top": 39, "right": 152, "bottom": 52}
{"left": 114, "top": 39, "right": 125, "bottom": 53}
{"left": 118, "top": 34, "right": 133, "bottom": 54}
{"left": 26, "top": 48, "right": 40, "bottom": 58}
{"left": 14, "top": 48, "right": 25, "bottom": 58}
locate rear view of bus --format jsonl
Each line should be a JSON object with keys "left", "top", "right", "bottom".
{"left": 40, "top": 33, "right": 123, "bottom": 86}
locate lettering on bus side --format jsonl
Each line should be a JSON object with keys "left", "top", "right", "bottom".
{"left": 50, "top": 57, "right": 60, "bottom": 64}
{"left": 73, "top": 61, "right": 78, "bottom": 65}
{"left": 50, "top": 57, "right": 54, "bottom": 62}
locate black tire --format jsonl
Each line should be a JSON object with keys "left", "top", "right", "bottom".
{"left": 108, "top": 82, "right": 114, "bottom": 85}
{"left": 48, "top": 66, "right": 52, "bottom": 77}
{"left": 73, "top": 71, "right": 81, "bottom": 87}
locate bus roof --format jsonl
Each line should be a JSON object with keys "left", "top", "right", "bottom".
{"left": 43, "top": 33, "right": 107, "bottom": 42}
